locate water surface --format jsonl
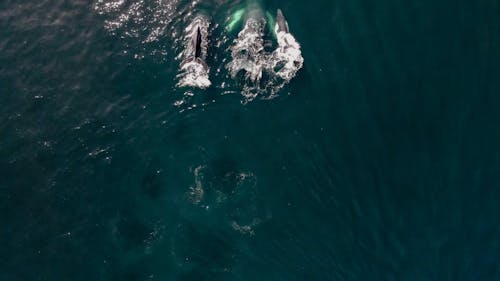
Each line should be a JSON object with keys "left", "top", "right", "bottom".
{"left": 1, "top": 0, "right": 499, "bottom": 280}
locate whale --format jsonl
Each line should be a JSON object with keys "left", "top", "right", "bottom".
{"left": 177, "top": 15, "right": 211, "bottom": 89}
{"left": 275, "top": 9, "right": 289, "bottom": 33}
{"left": 183, "top": 16, "right": 209, "bottom": 69}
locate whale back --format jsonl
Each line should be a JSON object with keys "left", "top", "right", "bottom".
{"left": 276, "top": 9, "right": 289, "bottom": 33}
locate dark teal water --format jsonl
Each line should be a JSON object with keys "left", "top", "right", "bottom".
{"left": 1, "top": 0, "right": 499, "bottom": 280}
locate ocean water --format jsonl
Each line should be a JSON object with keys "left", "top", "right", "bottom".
{"left": 1, "top": 0, "right": 499, "bottom": 280}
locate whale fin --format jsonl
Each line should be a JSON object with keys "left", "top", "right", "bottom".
{"left": 194, "top": 27, "right": 202, "bottom": 58}
{"left": 185, "top": 16, "right": 208, "bottom": 62}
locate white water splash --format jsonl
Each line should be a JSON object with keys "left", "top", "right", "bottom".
{"left": 273, "top": 28, "right": 304, "bottom": 82}
{"left": 227, "top": 17, "right": 266, "bottom": 83}
{"left": 226, "top": 16, "right": 303, "bottom": 102}
{"left": 177, "top": 60, "right": 211, "bottom": 88}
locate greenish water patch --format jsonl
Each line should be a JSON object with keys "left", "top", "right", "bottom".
{"left": 226, "top": 8, "right": 246, "bottom": 32}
